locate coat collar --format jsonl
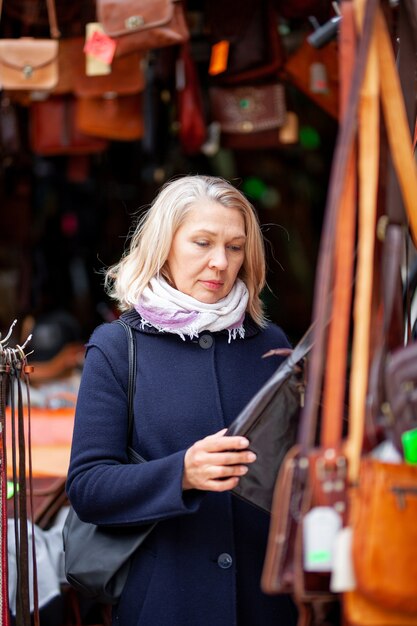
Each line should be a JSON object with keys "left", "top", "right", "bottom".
{"left": 120, "top": 308, "right": 260, "bottom": 339}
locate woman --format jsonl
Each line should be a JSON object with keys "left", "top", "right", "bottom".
{"left": 66, "top": 175, "right": 298, "bottom": 626}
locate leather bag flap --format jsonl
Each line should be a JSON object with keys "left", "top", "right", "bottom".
{"left": 98, "top": 0, "right": 175, "bottom": 37}
{"left": 210, "top": 84, "right": 286, "bottom": 134}
{"left": 0, "top": 39, "right": 58, "bottom": 72}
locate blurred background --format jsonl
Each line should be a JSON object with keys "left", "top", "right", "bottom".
{"left": 0, "top": 0, "right": 340, "bottom": 350}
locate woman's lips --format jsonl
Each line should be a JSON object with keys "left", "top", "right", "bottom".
{"left": 200, "top": 280, "right": 224, "bottom": 290}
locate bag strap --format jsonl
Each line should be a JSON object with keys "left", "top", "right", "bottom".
{"left": 45, "top": 0, "right": 60, "bottom": 39}
{"left": 0, "top": 0, "right": 60, "bottom": 39}
{"left": 320, "top": 0, "right": 357, "bottom": 450}
{"left": 345, "top": 0, "right": 380, "bottom": 482}
{"left": 345, "top": 5, "right": 417, "bottom": 482}
{"left": 298, "top": 0, "right": 379, "bottom": 457}
{"left": 115, "top": 319, "right": 136, "bottom": 447}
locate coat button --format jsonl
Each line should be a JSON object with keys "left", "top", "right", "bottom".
{"left": 217, "top": 553, "right": 233, "bottom": 569}
{"left": 198, "top": 334, "right": 213, "bottom": 349}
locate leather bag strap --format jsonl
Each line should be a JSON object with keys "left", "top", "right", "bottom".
{"left": 298, "top": 0, "right": 379, "bottom": 456}
{"left": 321, "top": 0, "right": 357, "bottom": 450}
{"left": 377, "top": 7, "right": 417, "bottom": 245}
{"left": 345, "top": 0, "right": 380, "bottom": 482}
{"left": 346, "top": 5, "right": 417, "bottom": 481}
{"left": 115, "top": 320, "right": 136, "bottom": 447}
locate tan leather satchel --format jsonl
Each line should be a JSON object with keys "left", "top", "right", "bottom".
{"left": 75, "top": 93, "right": 144, "bottom": 141}
{"left": 0, "top": 38, "right": 58, "bottom": 91}
{"left": 96, "top": 0, "right": 189, "bottom": 57}
{"left": 0, "top": 0, "right": 59, "bottom": 91}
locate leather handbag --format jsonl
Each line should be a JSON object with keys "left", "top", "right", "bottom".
{"left": 349, "top": 459, "right": 417, "bottom": 613}
{"left": 342, "top": 4, "right": 417, "bottom": 625}
{"left": 75, "top": 93, "right": 144, "bottom": 141}
{"left": 63, "top": 320, "right": 157, "bottom": 605}
{"left": 96, "top": 0, "right": 190, "bottom": 58}
{"left": 209, "top": 82, "right": 287, "bottom": 150}
{"left": 206, "top": 0, "right": 284, "bottom": 84}
{"left": 0, "top": 0, "right": 60, "bottom": 92}
{"left": 226, "top": 325, "right": 313, "bottom": 513}
{"left": 30, "top": 96, "right": 108, "bottom": 155}
{"left": 0, "top": 38, "right": 59, "bottom": 91}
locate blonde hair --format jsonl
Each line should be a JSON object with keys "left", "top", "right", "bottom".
{"left": 104, "top": 175, "right": 267, "bottom": 326}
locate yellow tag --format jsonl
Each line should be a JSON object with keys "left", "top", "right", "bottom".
{"left": 279, "top": 112, "right": 299, "bottom": 144}
{"left": 85, "top": 23, "right": 112, "bottom": 76}
{"left": 209, "top": 41, "right": 229, "bottom": 76}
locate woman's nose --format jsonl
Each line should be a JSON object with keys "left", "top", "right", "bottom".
{"left": 208, "top": 247, "right": 228, "bottom": 270}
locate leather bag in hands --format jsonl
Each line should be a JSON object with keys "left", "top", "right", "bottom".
{"left": 63, "top": 320, "right": 156, "bottom": 605}
{"left": 225, "top": 326, "right": 313, "bottom": 513}
{"left": 96, "top": 0, "right": 189, "bottom": 58}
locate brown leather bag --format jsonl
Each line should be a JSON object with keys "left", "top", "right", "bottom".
{"left": 75, "top": 93, "right": 144, "bottom": 141}
{"left": 205, "top": 0, "right": 284, "bottom": 84}
{"left": 350, "top": 459, "right": 417, "bottom": 612}
{"left": 0, "top": 0, "right": 60, "bottom": 92}
{"left": 209, "top": 82, "right": 286, "bottom": 150}
{"left": 54, "top": 37, "right": 145, "bottom": 97}
{"left": 30, "top": 96, "right": 108, "bottom": 155}
{"left": 96, "top": 0, "right": 189, "bottom": 58}
{"left": 0, "top": 38, "right": 59, "bottom": 91}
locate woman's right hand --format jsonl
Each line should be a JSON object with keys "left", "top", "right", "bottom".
{"left": 182, "top": 428, "right": 257, "bottom": 492}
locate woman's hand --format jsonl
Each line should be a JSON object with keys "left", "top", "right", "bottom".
{"left": 182, "top": 428, "right": 257, "bottom": 491}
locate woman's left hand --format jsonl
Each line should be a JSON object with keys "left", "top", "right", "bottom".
{"left": 182, "top": 428, "right": 257, "bottom": 492}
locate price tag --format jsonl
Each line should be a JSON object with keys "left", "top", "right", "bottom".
{"left": 84, "top": 23, "right": 114, "bottom": 76}
{"left": 209, "top": 41, "right": 229, "bottom": 76}
{"left": 303, "top": 506, "right": 342, "bottom": 572}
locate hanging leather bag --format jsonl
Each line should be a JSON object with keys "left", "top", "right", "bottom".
{"left": 209, "top": 82, "right": 287, "bottom": 150}
{"left": 0, "top": 0, "right": 60, "bottom": 91}
{"left": 54, "top": 37, "right": 145, "bottom": 97}
{"left": 96, "top": 0, "right": 190, "bottom": 58}
{"left": 30, "top": 95, "right": 108, "bottom": 155}
{"left": 75, "top": 92, "right": 144, "bottom": 141}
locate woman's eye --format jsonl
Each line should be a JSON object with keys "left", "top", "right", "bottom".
{"left": 228, "top": 245, "right": 243, "bottom": 252}
{"left": 195, "top": 241, "right": 209, "bottom": 247}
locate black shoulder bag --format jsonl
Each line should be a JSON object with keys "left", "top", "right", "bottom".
{"left": 63, "top": 319, "right": 156, "bottom": 605}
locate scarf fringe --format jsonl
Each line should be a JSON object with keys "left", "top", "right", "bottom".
{"left": 140, "top": 316, "right": 245, "bottom": 343}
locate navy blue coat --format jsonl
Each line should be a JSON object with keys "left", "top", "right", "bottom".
{"left": 66, "top": 309, "right": 298, "bottom": 626}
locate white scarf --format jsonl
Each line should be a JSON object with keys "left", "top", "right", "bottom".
{"left": 135, "top": 276, "right": 249, "bottom": 342}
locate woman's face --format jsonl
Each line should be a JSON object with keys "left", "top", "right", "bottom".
{"left": 166, "top": 200, "right": 246, "bottom": 304}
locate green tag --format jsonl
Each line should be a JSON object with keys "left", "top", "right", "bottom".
{"left": 307, "top": 550, "right": 331, "bottom": 564}
{"left": 7, "top": 481, "right": 18, "bottom": 499}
